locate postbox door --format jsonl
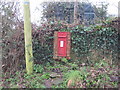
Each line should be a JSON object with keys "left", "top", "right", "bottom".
{"left": 58, "top": 37, "right": 67, "bottom": 56}
{"left": 53, "top": 31, "right": 71, "bottom": 59}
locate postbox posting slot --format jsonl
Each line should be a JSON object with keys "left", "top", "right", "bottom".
{"left": 58, "top": 36, "right": 67, "bottom": 38}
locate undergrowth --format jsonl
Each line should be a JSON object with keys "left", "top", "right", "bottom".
{"left": 1, "top": 59, "right": 118, "bottom": 88}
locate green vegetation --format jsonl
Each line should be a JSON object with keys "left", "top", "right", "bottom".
{"left": 1, "top": 1, "right": 118, "bottom": 88}
{"left": 2, "top": 19, "right": 118, "bottom": 88}
{"left": 1, "top": 20, "right": 118, "bottom": 88}
{"left": 1, "top": 59, "right": 118, "bottom": 88}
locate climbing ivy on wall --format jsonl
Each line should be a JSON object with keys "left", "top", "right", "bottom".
{"left": 70, "top": 25, "right": 118, "bottom": 63}
{"left": 32, "top": 21, "right": 118, "bottom": 65}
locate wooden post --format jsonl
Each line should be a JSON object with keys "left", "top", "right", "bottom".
{"left": 74, "top": 0, "right": 78, "bottom": 24}
{"left": 23, "top": 0, "right": 33, "bottom": 74}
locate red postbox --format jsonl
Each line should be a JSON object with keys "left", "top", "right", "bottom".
{"left": 53, "top": 31, "right": 71, "bottom": 59}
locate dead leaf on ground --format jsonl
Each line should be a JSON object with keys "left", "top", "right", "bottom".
{"left": 67, "top": 79, "right": 72, "bottom": 88}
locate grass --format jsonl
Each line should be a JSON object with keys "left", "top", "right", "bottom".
{"left": 64, "top": 70, "right": 81, "bottom": 87}
{"left": 1, "top": 59, "right": 119, "bottom": 88}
